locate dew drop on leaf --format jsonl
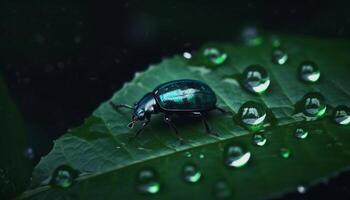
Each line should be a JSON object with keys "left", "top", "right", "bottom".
{"left": 213, "top": 180, "right": 232, "bottom": 199}
{"left": 203, "top": 47, "right": 227, "bottom": 65}
{"left": 301, "top": 92, "right": 327, "bottom": 117}
{"left": 183, "top": 52, "right": 192, "bottom": 59}
{"left": 50, "top": 165, "right": 78, "bottom": 188}
{"left": 136, "top": 168, "right": 160, "bottom": 194}
{"left": 184, "top": 151, "right": 192, "bottom": 158}
{"left": 199, "top": 154, "right": 205, "bottom": 159}
{"left": 238, "top": 101, "right": 267, "bottom": 130}
{"left": 299, "top": 61, "right": 320, "bottom": 82}
{"left": 294, "top": 128, "right": 308, "bottom": 139}
{"left": 332, "top": 105, "right": 350, "bottom": 125}
{"left": 252, "top": 133, "right": 267, "bottom": 146}
{"left": 280, "top": 148, "right": 291, "bottom": 159}
{"left": 182, "top": 163, "right": 202, "bottom": 183}
{"left": 297, "top": 185, "right": 307, "bottom": 194}
{"left": 224, "top": 145, "right": 251, "bottom": 168}
{"left": 271, "top": 48, "right": 288, "bottom": 65}
{"left": 242, "top": 65, "right": 270, "bottom": 94}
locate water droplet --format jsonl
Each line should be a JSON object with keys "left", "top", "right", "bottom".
{"left": 272, "top": 48, "right": 288, "bottom": 65}
{"left": 23, "top": 147, "right": 35, "bottom": 160}
{"left": 238, "top": 101, "right": 267, "bottom": 130}
{"left": 199, "top": 154, "right": 205, "bottom": 159}
{"left": 333, "top": 105, "right": 350, "bottom": 125}
{"left": 299, "top": 61, "right": 320, "bottom": 82}
{"left": 213, "top": 180, "right": 232, "bottom": 199}
{"left": 183, "top": 52, "right": 192, "bottom": 59}
{"left": 295, "top": 128, "right": 308, "bottom": 139}
{"left": 252, "top": 134, "right": 267, "bottom": 146}
{"left": 50, "top": 165, "right": 78, "bottom": 188}
{"left": 203, "top": 47, "right": 227, "bottom": 65}
{"left": 242, "top": 65, "right": 270, "bottom": 94}
{"left": 136, "top": 168, "right": 160, "bottom": 194}
{"left": 301, "top": 92, "right": 327, "bottom": 117}
{"left": 184, "top": 152, "right": 192, "bottom": 158}
{"left": 241, "top": 26, "right": 262, "bottom": 46}
{"left": 224, "top": 145, "right": 251, "bottom": 168}
{"left": 280, "top": 148, "right": 291, "bottom": 158}
{"left": 182, "top": 163, "right": 201, "bottom": 183}
{"left": 297, "top": 185, "right": 306, "bottom": 194}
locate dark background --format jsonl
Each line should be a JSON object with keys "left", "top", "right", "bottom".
{"left": 1, "top": 0, "right": 350, "bottom": 199}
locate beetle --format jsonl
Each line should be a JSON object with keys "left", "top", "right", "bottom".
{"left": 110, "top": 79, "right": 228, "bottom": 140}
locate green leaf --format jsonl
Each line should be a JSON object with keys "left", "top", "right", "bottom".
{"left": 0, "top": 73, "right": 32, "bottom": 199}
{"left": 21, "top": 35, "right": 350, "bottom": 199}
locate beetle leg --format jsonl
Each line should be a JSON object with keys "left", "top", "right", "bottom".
{"left": 199, "top": 112, "right": 219, "bottom": 137}
{"left": 164, "top": 115, "right": 184, "bottom": 142}
{"left": 109, "top": 102, "right": 133, "bottom": 110}
{"left": 129, "top": 119, "right": 150, "bottom": 141}
{"left": 215, "top": 106, "right": 231, "bottom": 114}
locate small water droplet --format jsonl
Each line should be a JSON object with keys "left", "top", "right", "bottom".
{"left": 203, "top": 47, "right": 227, "bottom": 65}
{"left": 213, "top": 180, "right": 232, "bottom": 199}
{"left": 295, "top": 128, "right": 308, "bottom": 139}
{"left": 272, "top": 48, "right": 288, "bottom": 65}
{"left": 242, "top": 65, "right": 270, "bottom": 94}
{"left": 333, "top": 105, "right": 350, "bottom": 125}
{"left": 199, "top": 154, "right": 205, "bottom": 159}
{"left": 182, "top": 163, "right": 201, "bottom": 183}
{"left": 184, "top": 152, "right": 192, "bottom": 158}
{"left": 238, "top": 101, "right": 267, "bottom": 130}
{"left": 183, "top": 52, "right": 192, "bottom": 59}
{"left": 50, "top": 165, "right": 78, "bottom": 188}
{"left": 280, "top": 148, "right": 291, "bottom": 158}
{"left": 136, "top": 168, "right": 160, "bottom": 194}
{"left": 297, "top": 185, "right": 306, "bottom": 194}
{"left": 252, "top": 134, "right": 267, "bottom": 146}
{"left": 23, "top": 147, "right": 35, "bottom": 160}
{"left": 299, "top": 61, "right": 320, "bottom": 82}
{"left": 301, "top": 92, "right": 327, "bottom": 117}
{"left": 241, "top": 26, "right": 262, "bottom": 46}
{"left": 224, "top": 145, "right": 251, "bottom": 168}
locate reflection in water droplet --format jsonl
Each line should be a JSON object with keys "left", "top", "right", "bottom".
{"left": 203, "top": 48, "right": 227, "bottom": 65}
{"left": 136, "top": 168, "right": 160, "bottom": 194}
{"left": 280, "top": 148, "right": 291, "bottom": 158}
{"left": 213, "top": 180, "right": 232, "bottom": 199}
{"left": 297, "top": 185, "right": 306, "bottom": 194}
{"left": 224, "top": 145, "right": 251, "bottom": 168}
{"left": 50, "top": 165, "right": 78, "bottom": 188}
{"left": 182, "top": 163, "right": 202, "bottom": 183}
{"left": 242, "top": 65, "right": 270, "bottom": 94}
{"left": 295, "top": 128, "right": 308, "bottom": 139}
{"left": 23, "top": 147, "right": 35, "bottom": 160}
{"left": 272, "top": 48, "right": 288, "bottom": 65}
{"left": 199, "top": 154, "right": 205, "bottom": 159}
{"left": 252, "top": 134, "right": 267, "bottom": 146}
{"left": 183, "top": 52, "right": 192, "bottom": 59}
{"left": 333, "top": 105, "right": 350, "bottom": 125}
{"left": 299, "top": 61, "right": 320, "bottom": 82}
{"left": 301, "top": 92, "right": 327, "bottom": 117}
{"left": 238, "top": 101, "right": 267, "bottom": 130}
{"left": 185, "top": 152, "right": 192, "bottom": 158}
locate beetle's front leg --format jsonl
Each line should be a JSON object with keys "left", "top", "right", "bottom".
{"left": 164, "top": 114, "right": 184, "bottom": 142}
{"left": 129, "top": 119, "right": 150, "bottom": 141}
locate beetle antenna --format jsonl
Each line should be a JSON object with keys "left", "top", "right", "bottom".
{"left": 109, "top": 102, "right": 133, "bottom": 110}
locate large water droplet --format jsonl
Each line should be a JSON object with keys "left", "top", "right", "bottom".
{"left": 301, "top": 92, "right": 327, "bottom": 117}
{"left": 50, "top": 165, "right": 78, "bottom": 188}
{"left": 182, "top": 163, "right": 202, "bottom": 183}
{"left": 136, "top": 168, "right": 160, "bottom": 194}
{"left": 242, "top": 65, "right": 270, "bottom": 94}
{"left": 252, "top": 134, "right": 267, "bottom": 146}
{"left": 213, "top": 180, "right": 232, "bottom": 199}
{"left": 238, "top": 101, "right": 267, "bottom": 130}
{"left": 224, "top": 145, "right": 251, "bottom": 168}
{"left": 280, "top": 148, "right": 291, "bottom": 158}
{"left": 203, "top": 47, "right": 227, "bottom": 65}
{"left": 333, "top": 105, "right": 350, "bottom": 125}
{"left": 272, "top": 48, "right": 288, "bottom": 65}
{"left": 299, "top": 61, "right": 320, "bottom": 82}
{"left": 295, "top": 128, "right": 308, "bottom": 139}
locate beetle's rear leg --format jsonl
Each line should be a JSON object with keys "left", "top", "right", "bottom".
{"left": 215, "top": 106, "right": 231, "bottom": 114}
{"left": 193, "top": 112, "right": 219, "bottom": 136}
{"left": 110, "top": 102, "right": 133, "bottom": 110}
{"left": 164, "top": 115, "right": 184, "bottom": 142}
